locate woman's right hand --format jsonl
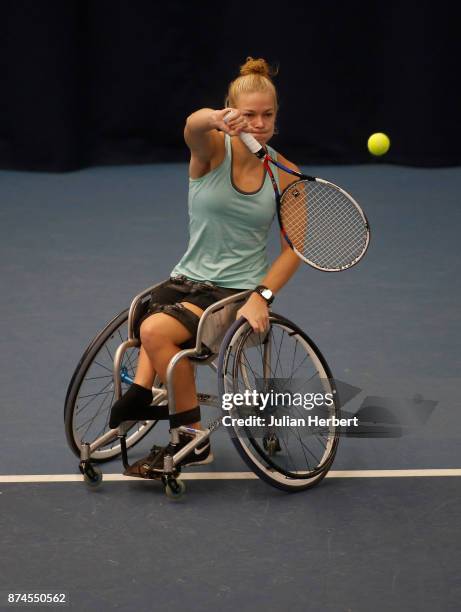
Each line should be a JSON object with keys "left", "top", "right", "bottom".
{"left": 210, "top": 108, "right": 249, "bottom": 136}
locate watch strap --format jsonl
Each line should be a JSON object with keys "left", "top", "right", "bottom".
{"left": 253, "top": 285, "right": 274, "bottom": 305}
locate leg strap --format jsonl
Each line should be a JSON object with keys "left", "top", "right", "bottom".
{"left": 169, "top": 405, "right": 201, "bottom": 428}
{"left": 109, "top": 382, "right": 170, "bottom": 428}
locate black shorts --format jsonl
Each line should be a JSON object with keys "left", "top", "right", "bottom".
{"left": 137, "top": 275, "right": 245, "bottom": 347}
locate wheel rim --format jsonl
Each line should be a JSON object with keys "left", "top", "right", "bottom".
{"left": 221, "top": 317, "right": 338, "bottom": 485}
{"left": 70, "top": 318, "right": 156, "bottom": 460}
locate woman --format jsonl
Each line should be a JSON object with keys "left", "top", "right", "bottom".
{"left": 110, "top": 57, "right": 301, "bottom": 476}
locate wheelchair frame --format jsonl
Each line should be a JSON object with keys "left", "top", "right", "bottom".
{"left": 66, "top": 281, "right": 340, "bottom": 499}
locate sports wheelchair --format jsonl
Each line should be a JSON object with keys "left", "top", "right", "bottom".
{"left": 64, "top": 280, "right": 340, "bottom": 499}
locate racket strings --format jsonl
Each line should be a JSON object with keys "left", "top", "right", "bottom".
{"left": 280, "top": 181, "right": 368, "bottom": 270}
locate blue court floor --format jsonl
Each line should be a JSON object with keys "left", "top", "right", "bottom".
{"left": 0, "top": 163, "right": 460, "bottom": 610}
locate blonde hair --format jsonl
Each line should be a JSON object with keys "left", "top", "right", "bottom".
{"left": 225, "top": 57, "right": 278, "bottom": 112}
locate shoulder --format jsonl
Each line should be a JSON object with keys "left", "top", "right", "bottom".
{"left": 274, "top": 151, "right": 301, "bottom": 191}
{"left": 276, "top": 151, "right": 300, "bottom": 173}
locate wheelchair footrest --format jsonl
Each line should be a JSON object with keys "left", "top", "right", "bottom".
{"left": 122, "top": 442, "right": 181, "bottom": 481}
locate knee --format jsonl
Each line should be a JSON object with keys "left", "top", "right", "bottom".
{"left": 140, "top": 319, "right": 169, "bottom": 351}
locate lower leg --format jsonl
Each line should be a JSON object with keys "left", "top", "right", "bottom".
{"left": 109, "top": 347, "right": 162, "bottom": 429}
{"left": 134, "top": 346, "right": 156, "bottom": 388}
{"left": 143, "top": 341, "right": 200, "bottom": 429}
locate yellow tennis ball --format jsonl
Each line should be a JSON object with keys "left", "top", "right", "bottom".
{"left": 367, "top": 132, "right": 390, "bottom": 156}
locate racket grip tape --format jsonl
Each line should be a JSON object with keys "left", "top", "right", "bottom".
{"left": 239, "top": 132, "right": 265, "bottom": 156}
{"left": 223, "top": 111, "right": 264, "bottom": 156}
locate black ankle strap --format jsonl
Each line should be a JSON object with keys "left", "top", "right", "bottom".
{"left": 169, "top": 406, "right": 201, "bottom": 428}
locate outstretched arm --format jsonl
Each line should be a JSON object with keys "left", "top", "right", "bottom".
{"left": 184, "top": 108, "right": 251, "bottom": 178}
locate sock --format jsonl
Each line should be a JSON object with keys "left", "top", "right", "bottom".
{"left": 109, "top": 383, "right": 168, "bottom": 428}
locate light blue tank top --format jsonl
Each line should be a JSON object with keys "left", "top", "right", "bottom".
{"left": 171, "top": 134, "right": 279, "bottom": 289}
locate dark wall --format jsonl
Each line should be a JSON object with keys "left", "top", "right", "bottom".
{"left": 0, "top": 0, "right": 459, "bottom": 171}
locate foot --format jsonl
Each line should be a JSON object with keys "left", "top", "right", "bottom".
{"left": 109, "top": 383, "right": 152, "bottom": 429}
{"left": 123, "top": 432, "right": 213, "bottom": 479}
{"left": 175, "top": 431, "right": 213, "bottom": 467}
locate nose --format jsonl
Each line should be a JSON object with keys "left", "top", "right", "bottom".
{"left": 253, "top": 115, "right": 265, "bottom": 129}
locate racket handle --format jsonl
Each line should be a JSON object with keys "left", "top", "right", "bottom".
{"left": 223, "top": 111, "right": 265, "bottom": 157}
{"left": 239, "top": 131, "right": 264, "bottom": 156}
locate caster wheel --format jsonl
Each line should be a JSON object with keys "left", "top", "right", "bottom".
{"left": 164, "top": 478, "right": 186, "bottom": 501}
{"left": 80, "top": 462, "right": 103, "bottom": 488}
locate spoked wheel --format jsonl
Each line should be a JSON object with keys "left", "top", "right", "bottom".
{"left": 64, "top": 310, "right": 160, "bottom": 461}
{"left": 218, "top": 314, "right": 340, "bottom": 491}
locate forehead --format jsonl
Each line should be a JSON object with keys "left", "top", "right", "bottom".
{"left": 235, "top": 91, "right": 275, "bottom": 110}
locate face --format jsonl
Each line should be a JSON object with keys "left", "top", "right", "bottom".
{"left": 235, "top": 91, "right": 277, "bottom": 145}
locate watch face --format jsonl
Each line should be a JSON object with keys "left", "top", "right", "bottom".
{"left": 261, "top": 288, "right": 272, "bottom": 300}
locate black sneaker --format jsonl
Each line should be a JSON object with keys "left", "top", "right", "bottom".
{"left": 176, "top": 431, "right": 213, "bottom": 467}
{"left": 123, "top": 433, "right": 213, "bottom": 479}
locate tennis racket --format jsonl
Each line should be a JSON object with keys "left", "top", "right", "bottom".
{"left": 224, "top": 113, "right": 370, "bottom": 272}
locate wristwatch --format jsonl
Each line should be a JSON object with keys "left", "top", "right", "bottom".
{"left": 253, "top": 285, "right": 274, "bottom": 305}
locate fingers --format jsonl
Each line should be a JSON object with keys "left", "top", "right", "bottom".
{"left": 222, "top": 108, "right": 237, "bottom": 122}
{"left": 236, "top": 309, "right": 269, "bottom": 334}
{"left": 250, "top": 319, "right": 269, "bottom": 334}
{"left": 253, "top": 319, "right": 270, "bottom": 334}
{"left": 221, "top": 108, "right": 249, "bottom": 135}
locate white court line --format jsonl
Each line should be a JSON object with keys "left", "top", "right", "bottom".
{"left": 0, "top": 469, "right": 461, "bottom": 483}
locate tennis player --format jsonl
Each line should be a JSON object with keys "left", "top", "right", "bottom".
{"left": 110, "top": 57, "right": 301, "bottom": 477}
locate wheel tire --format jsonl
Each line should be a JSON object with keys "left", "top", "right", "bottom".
{"left": 218, "top": 314, "right": 340, "bottom": 492}
{"left": 64, "top": 310, "right": 157, "bottom": 461}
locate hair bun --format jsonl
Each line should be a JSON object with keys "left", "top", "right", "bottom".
{"left": 225, "top": 56, "right": 279, "bottom": 111}
{"left": 239, "top": 56, "right": 275, "bottom": 79}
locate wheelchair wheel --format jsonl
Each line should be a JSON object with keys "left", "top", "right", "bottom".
{"left": 64, "top": 309, "right": 159, "bottom": 461}
{"left": 218, "top": 314, "right": 340, "bottom": 492}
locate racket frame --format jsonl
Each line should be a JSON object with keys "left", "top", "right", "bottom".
{"left": 223, "top": 117, "right": 371, "bottom": 271}
{"left": 253, "top": 142, "right": 370, "bottom": 272}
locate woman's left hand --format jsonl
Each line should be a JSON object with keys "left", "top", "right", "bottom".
{"left": 236, "top": 293, "right": 270, "bottom": 333}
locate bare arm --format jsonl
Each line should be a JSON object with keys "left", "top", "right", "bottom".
{"left": 269, "top": 153, "right": 303, "bottom": 292}
{"left": 256, "top": 153, "right": 303, "bottom": 294}
{"left": 184, "top": 108, "right": 250, "bottom": 178}
{"left": 237, "top": 154, "right": 303, "bottom": 332}
{"left": 237, "top": 247, "right": 301, "bottom": 333}
{"left": 184, "top": 108, "right": 222, "bottom": 163}
{"left": 260, "top": 242, "right": 301, "bottom": 293}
